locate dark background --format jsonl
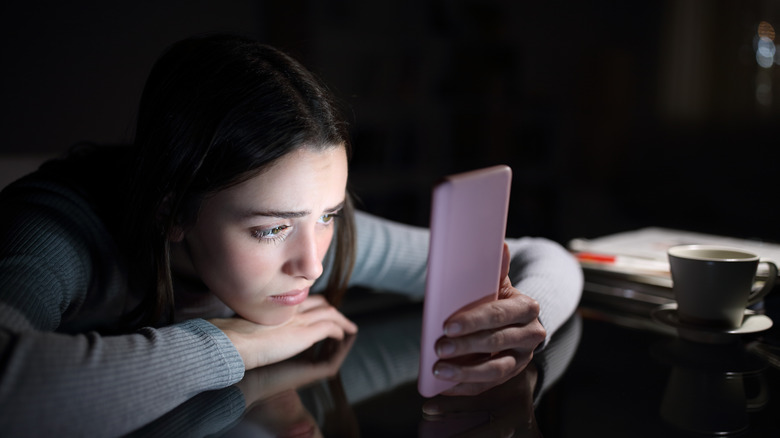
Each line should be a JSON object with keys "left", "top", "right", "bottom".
{"left": 2, "top": 0, "right": 779, "bottom": 246}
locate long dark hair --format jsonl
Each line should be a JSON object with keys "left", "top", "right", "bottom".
{"left": 123, "top": 34, "right": 355, "bottom": 326}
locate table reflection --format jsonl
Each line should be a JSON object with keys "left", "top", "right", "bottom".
{"left": 653, "top": 339, "right": 769, "bottom": 436}
{"left": 128, "top": 299, "right": 581, "bottom": 437}
{"left": 535, "top": 312, "right": 780, "bottom": 437}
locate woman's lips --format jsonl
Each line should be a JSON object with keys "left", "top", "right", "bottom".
{"left": 268, "top": 288, "right": 309, "bottom": 306}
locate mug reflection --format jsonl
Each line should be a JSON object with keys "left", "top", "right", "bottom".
{"left": 654, "top": 339, "right": 769, "bottom": 435}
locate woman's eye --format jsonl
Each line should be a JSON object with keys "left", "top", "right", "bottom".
{"left": 319, "top": 212, "right": 340, "bottom": 224}
{"left": 252, "top": 225, "right": 290, "bottom": 242}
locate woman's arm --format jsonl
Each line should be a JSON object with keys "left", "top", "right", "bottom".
{"left": 504, "top": 236, "right": 584, "bottom": 346}
{"left": 0, "top": 179, "right": 245, "bottom": 436}
{"left": 0, "top": 315, "right": 244, "bottom": 436}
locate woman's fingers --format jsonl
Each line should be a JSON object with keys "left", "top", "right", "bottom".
{"left": 444, "top": 290, "right": 540, "bottom": 337}
{"left": 438, "top": 290, "right": 545, "bottom": 361}
{"left": 431, "top": 261, "right": 546, "bottom": 396}
{"left": 436, "top": 323, "right": 544, "bottom": 359}
{"left": 210, "top": 295, "right": 357, "bottom": 370}
{"left": 294, "top": 297, "right": 358, "bottom": 334}
{"left": 434, "top": 350, "right": 531, "bottom": 382}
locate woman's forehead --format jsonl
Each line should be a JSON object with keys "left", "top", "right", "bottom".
{"left": 205, "top": 147, "right": 348, "bottom": 212}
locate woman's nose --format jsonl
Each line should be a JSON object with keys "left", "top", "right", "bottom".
{"left": 282, "top": 227, "right": 324, "bottom": 280}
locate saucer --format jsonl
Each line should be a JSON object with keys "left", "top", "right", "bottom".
{"left": 651, "top": 303, "right": 773, "bottom": 344}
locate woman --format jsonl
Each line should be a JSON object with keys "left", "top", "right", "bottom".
{"left": 0, "top": 34, "right": 582, "bottom": 436}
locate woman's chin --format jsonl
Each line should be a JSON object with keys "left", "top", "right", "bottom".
{"left": 241, "top": 306, "right": 298, "bottom": 327}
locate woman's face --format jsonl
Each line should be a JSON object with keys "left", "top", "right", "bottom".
{"left": 172, "top": 146, "right": 348, "bottom": 325}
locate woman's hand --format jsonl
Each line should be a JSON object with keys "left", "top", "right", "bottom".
{"left": 209, "top": 294, "right": 358, "bottom": 370}
{"left": 433, "top": 243, "right": 547, "bottom": 396}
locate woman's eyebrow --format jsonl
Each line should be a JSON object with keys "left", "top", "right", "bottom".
{"left": 324, "top": 200, "right": 346, "bottom": 213}
{"left": 244, "top": 209, "right": 310, "bottom": 219}
{"left": 240, "top": 200, "right": 345, "bottom": 219}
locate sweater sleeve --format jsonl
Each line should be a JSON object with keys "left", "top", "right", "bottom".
{"left": 505, "top": 236, "right": 584, "bottom": 345}
{"left": 0, "top": 180, "right": 245, "bottom": 437}
{"left": 348, "top": 210, "right": 583, "bottom": 344}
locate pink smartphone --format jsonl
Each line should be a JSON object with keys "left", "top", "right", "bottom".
{"left": 417, "top": 165, "right": 512, "bottom": 398}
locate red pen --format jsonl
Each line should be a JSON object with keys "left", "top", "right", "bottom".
{"left": 575, "top": 251, "right": 669, "bottom": 272}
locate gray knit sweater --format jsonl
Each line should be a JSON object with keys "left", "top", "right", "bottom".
{"left": 0, "top": 171, "right": 582, "bottom": 436}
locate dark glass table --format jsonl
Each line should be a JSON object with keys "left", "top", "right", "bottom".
{"left": 539, "top": 292, "right": 780, "bottom": 438}
{"left": 127, "top": 291, "right": 780, "bottom": 437}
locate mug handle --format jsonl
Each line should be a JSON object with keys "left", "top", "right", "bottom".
{"left": 745, "top": 373, "right": 769, "bottom": 412}
{"left": 748, "top": 261, "right": 777, "bottom": 307}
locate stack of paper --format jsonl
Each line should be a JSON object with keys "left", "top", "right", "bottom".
{"left": 568, "top": 227, "right": 780, "bottom": 321}
{"left": 570, "top": 227, "right": 780, "bottom": 279}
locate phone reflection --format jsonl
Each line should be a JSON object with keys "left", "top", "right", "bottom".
{"left": 419, "top": 363, "right": 542, "bottom": 438}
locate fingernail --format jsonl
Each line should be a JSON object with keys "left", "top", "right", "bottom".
{"left": 422, "top": 402, "right": 441, "bottom": 415}
{"left": 434, "top": 364, "right": 456, "bottom": 379}
{"left": 437, "top": 339, "right": 455, "bottom": 357}
{"left": 444, "top": 322, "right": 461, "bottom": 336}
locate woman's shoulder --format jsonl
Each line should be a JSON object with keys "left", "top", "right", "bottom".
{"left": 0, "top": 144, "right": 132, "bottom": 331}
